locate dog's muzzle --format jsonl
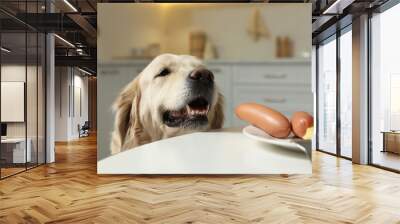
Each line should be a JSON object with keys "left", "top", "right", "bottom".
{"left": 162, "top": 68, "right": 215, "bottom": 128}
{"left": 186, "top": 68, "right": 214, "bottom": 98}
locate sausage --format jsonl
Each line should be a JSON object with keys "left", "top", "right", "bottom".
{"left": 235, "top": 103, "right": 291, "bottom": 138}
{"left": 291, "top": 111, "right": 314, "bottom": 139}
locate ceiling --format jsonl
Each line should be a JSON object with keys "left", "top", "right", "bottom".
{"left": 0, "top": 0, "right": 392, "bottom": 75}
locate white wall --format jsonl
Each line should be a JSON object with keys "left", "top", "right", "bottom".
{"left": 1, "top": 64, "right": 46, "bottom": 163}
{"left": 55, "top": 67, "right": 69, "bottom": 141}
{"left": 1, "top": 65, "right": 36, "bottom": 137}
{"left": 312, "top": 45, "right": 316, "bottom": 150}
{"left": 98, "top": 3, "right": 311, "bottom": 62}
{"left": 55, "top": 67, "right": 89, "bottom": 141}
{"left": 71, "top": 73, "right": 89, "bottom": 138}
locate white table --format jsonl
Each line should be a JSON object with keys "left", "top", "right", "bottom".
{"left": 1, "top": 138, "right": 32, "bottom": 163}
{"left": 98, "top": 129, "right": 312, "bottom": 174}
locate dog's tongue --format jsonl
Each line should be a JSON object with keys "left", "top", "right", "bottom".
{"left": 168, "top": 103, "right": 210, "bottom": 118}
{"left": 170, "top": 108, "right": 186, "bottom": 117}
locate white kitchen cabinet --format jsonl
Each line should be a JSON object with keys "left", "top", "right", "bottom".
{"left": 99, "top": 59, "right": 312, "bottom": 128}
{"left": 97, "top": 61, "right": 147, "bottom": 159}
{"left": 207, "top": 60, "right": 312, "bottom": 128}
{"left": 206, "top": 64, "right": 233, "bottom": 127}
{"left": 232, "top": 86, "right": 312, "bottom": 126}
{"left": 233, "top": 64, "right": 310, "bottom": 85}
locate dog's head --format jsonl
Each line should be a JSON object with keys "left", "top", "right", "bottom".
{"left": 111, "top": 54, "right": 224, "bottom": 153}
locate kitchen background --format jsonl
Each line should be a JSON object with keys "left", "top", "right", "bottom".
{"left": 98, "top": 3, "right": 310, "bottom": 61}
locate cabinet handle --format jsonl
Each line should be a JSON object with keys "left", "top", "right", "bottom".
{"left": 264, "top": 74, "right": 287, "bottom": 79}
{"left": 211, "top": 68, "right": 221, "bottom": 73}
{"left": 263, "top": 97, "right": 287, "bottom": 103}
{"left": 101, "top": 70, "right": 118, "bottom": 75}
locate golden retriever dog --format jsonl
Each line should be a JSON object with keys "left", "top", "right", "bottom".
{"left": 111, "top": 54, "right": 224, "bottom": 154}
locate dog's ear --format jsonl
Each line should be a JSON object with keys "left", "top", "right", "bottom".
{"left": 111, "top": 77, "right": 147, "bottom": 154}
{"left": 210, "top": 93, "right": 224, "bottom": 129}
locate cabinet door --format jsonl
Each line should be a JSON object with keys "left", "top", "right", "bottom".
{"left": 232, "top": 86, "right": 313, "bottom": 127}
{"left": 233, "top": 64, "right": 311, "bottom": 86}
{"left": 231, "top": 63, "right": 312, "bottom": 127}
{"left": 98, "top": 65, "right": 139, "bottom": 111}
{"left": 207, "top": 65, "right": 233, "bottom": 127}
{"left": 97, "top": 63, "right": 146, "bottom": 160}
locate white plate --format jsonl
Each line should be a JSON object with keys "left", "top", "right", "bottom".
{"left": 242, "top": 125, "right": 308, "bottom": 152}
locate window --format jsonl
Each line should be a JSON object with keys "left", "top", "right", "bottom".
{"left": 339, "top": 28, "right": 352, "bottom": 158}
{"left": 317, "top": 36, "right": 337, "bottom": 154}
{"left": 0, "top": 1, "right": 47, "bottom": 179}
{"left": 316, "top": 25, "right": 353, "bottom": 159}
{"left": 370, "top": 3, "right": 400, "bottom": 171}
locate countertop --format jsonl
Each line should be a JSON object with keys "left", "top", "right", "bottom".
{"left": 98, "top": 129, "right": 312, "bottom": 174}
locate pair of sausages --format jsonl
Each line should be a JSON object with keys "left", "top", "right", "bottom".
{"left": 235, "top": 103, "right": 313, "bottom": 139}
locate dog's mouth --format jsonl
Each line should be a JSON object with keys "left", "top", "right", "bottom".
{"left": 162, "top": 97, "right": 210, "bottom": 128}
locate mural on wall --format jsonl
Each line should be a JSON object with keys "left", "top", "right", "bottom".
{"left": 97, "top": 3, "right": 313, "bottom": 174}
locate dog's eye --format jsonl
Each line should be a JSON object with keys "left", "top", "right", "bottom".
{"left": 156, "top": 68, "right": 171, "bottom": 78}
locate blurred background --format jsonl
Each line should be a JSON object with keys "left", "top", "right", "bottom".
{"left": 98, "top": 3, "right": 311, "bottom": 61}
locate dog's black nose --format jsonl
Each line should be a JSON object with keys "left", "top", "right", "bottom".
{"left": 189, "top": 68, "right": 214, "bottom": 82}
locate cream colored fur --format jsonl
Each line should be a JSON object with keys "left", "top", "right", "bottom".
{"left": 111, "top": 54, "right": 224, "bottom": 155}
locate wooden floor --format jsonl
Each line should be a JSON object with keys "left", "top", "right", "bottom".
{"left": 1, "top": 167, "right": 26, "bottom": 178}
{"left": 1, "top": 163, "right": 43, "bottom": 178}
{"left": 1, "top": 135, "right": 400, "bottom": 224}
